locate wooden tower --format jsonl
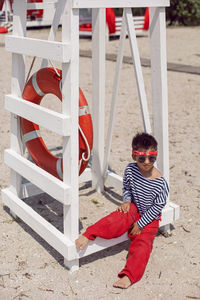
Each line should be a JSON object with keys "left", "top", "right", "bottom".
{"left": 2, "top": 0, "right": 179, "bottom": 271}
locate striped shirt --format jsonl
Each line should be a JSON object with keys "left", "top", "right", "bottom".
{"left": 123, "top": 163, "right": 169, "bottom": 229}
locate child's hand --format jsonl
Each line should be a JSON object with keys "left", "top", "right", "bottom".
{"left": 117, "top": 201, "right": 130, "bottom": 213}
{"left": 130, "top": 223, "right": 141, "bottom": 235}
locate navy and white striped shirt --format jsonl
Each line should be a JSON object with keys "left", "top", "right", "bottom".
{"left": 123, "top": 163, "right": 169, "bottom": 229}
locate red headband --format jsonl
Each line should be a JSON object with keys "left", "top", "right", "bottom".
{"left": 132, "top": 150, "right": 158, "bottom": 156}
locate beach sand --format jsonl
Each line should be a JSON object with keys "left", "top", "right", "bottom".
{"left": 0, "top": 26, "right": 200, "bottom": 299}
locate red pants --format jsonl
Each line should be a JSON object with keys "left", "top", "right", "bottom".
{"left": 83, "top": 203, "right": 159, "bottom": 284}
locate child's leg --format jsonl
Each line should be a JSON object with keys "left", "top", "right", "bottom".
{"left": 117, "top": 219, "right": 159, "bottom": 285}
{"left": 83, "top": 203, "right": 139, "bottom": 241}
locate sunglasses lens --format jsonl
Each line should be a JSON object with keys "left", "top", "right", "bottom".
{"left": 138, "top": 156, "right": 145, "bottom": 163}
{"left": 149, "top": 156, "right": 157, "bottom": 163}
{"left": 137, "top": 156, "right": 157, "bottom": 163}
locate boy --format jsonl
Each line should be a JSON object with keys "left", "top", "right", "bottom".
{"left": 76, "top": 132, "right": 169, "bottom": 289}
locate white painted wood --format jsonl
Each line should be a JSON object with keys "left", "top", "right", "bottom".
{"left": 125, "top": 8, "right": 151, "bottom": 133}
{"left": 169, "top": 202, "right": 180, "bottom": 220}
{"left": 21, "top": 182, "right": 43, "bottom": 199}
{"left": 26, "top": 3, "right": 46, "bottom": 10}
{"left": 41, "top": 0, "right": 66, "bottom": 68}
{"left": 6, "top": 35, "right": 70, "bottom": 62}
{"left": 79, "top": 168, "right": 92, "bottom": 183}
{"left": 159, "top": 224, "right": 171, "bottom": 234}
{"left": 91, "top": 8, "right": 106, "bottom": 192}
{"left": 27, "top": 2, "right": 55, "bottom": 10}
{"left": 5, "top": 94, "right": 71, "bottom": 136}
{"left": 1, "top": 188, "right": 76, "bottom": 261}
{"left": 77, "top": 200, "right": 179, "bottom": 258}
{"left": 73, "top": 0, "right": 169, "bottom": 8}
{"left": 105, "top": 170, "right": 123, "bottom": 191}
{"left": 103, "top": 12, "right": 126, "bottom": 178}
{"left": 149, "top": 7, "right": 169, "bottom": 184}
{"left": 61, "top": 0, "right": 80, "bottom": 269}
{"left": 4, "top": 149, "right": 71, "bottom": 205}
{"left": 9, "top": 0, "right": 27, "bottom": 218}
{"left": 77, "top": 233, "right": 128, "bottom": 258}
{"left": 64, "top": 259, "right": 79, "bottom": 271}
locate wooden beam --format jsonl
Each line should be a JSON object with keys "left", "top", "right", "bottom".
{"left": 5, "top": 94, "right": 71, "bottom": 136}
{"left": 2, "top": 188, "right": 75, "bottom": 261}
{"left": 73, "top": 0, "right": 170, "bottom": 8}
{"left": 4, "top": 149, "right": 71, "bottom": 205}
{"left": 91, "top": 8, "right": 106, "bottom": 192}
{"left": 150, "top": 8, "right": 169, "bottom": 183}
{"left": 6, "top": 36, "right": 70, "bottom": 62}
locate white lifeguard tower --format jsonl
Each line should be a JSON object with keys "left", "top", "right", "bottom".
{"left": 1, "top": 0, "right": 179, "bottom": 271}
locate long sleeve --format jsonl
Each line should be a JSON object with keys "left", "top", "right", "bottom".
{"left": 122, "top": 166, "right": 133, "bottom": 203}
{"left": 136, "top": 180, "right": 169, "bottom": 229}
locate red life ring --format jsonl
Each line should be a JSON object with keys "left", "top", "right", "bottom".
{"left": 21, "top": 67, "right": 93, "bottom": 180}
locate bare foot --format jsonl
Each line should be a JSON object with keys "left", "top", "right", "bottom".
{"left": 75, "top": 235, "right": 89, "bottom": 250}
{"left": 113, "top": 276, "right": 132, "bottom": 289}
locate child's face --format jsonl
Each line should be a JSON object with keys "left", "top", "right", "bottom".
{"left": 132, "top": 147, "right": 157, "bottom": 172}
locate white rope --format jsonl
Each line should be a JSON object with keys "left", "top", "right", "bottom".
{"left": 78, "top": 157, "right": 83, "bottom": 173}
{"left": 49, "top": 60, "right": 60, "bottom": 77}
{"left": 25, "top": 56, "right": 36, "bottom": 85}
{"left": 46, "top": 62, "right": 90, "bottom": 171}
{"left": 78, "top": 124, "right": 91, "bottom": 162}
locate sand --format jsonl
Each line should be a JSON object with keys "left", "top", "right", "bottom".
{"left": 0, "top": 26, "right": 200, "bottom": 300}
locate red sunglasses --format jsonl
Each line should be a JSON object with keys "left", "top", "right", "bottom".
{"left": 132, "top": 150, "right": 158, "bottom": 163}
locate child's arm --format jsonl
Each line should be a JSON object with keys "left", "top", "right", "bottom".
{"left": 137, "top": 180, "right": 169, "bottom": 230}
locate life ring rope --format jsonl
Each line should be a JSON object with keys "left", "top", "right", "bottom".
{"left": 49, "top": 59, "right": 61, "bottom": 77}
{"left": 78, "top": 124, "right": 91, "bottom": 162}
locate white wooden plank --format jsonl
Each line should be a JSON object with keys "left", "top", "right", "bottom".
{"left": 168, "top": 202, "right": 180, "bottom": 220}
{"left": 73, "top": 0, "right": 170, "bottom": 9}
{"left": 159, "top": 205, "right": 174, "bottom": 227}
{"left": 4, "top": 149, "right": 71, "bottom": 205}
{"left": 91, "top": 8, "right": 106, "bottom": 192}
{"left": 149, "top": 8, "right": 170, "bottom": 184}
{"left": 41, "top": 0, "right": 66, "bottom": 68}
{"left": 27, "top": 3, "right": 45, "bottom": 10}
{"left": 21, "top": 182, "right": 43, "bottom": 199}
{"left": 5, "top": 94, "right": 71, "bottom": 136}
{"left": 125, "top": 8, "right": 151, "bottom": 133}
{"left": 10, "top": 0, "right": 27, "bottom": 219}
{"left": 27, "top": 2, "right": 55, "bottom": 10}
{"left": 61, "top": 0, "right": 80, "bottom": 269}
{"left": 1, "top": 188, "right": 76, "bottom": 261}
{"left": 105, "top": 170, "right": 123, "bottom": 191}
{"left": 6, "top": 36, "right": 70, "bottom": 62}
{"left": 77, "top": 233, "right": 128, "bottom": 258}
{"left": 103, "top": 12, "right": 126, "bottom": 177}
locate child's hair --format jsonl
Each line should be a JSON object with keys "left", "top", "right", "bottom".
{"left": 132, "top": 132, "right": 157, "bottom": 150}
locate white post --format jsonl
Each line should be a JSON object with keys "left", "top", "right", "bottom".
{"left": 125, "top": 8, "right": 151, "bottom": 133}
{"left": 91, "top": 8, "right": 106, "bottom": 192}
{"left": 9, "top": 0, "right": 27, "bottom": 217}
{"left": 62, "top": 0, "right": 79, "bottom": 271}
{"left": 103, "top": 10, "right": 126, "bottom": 177}
{"left": 41, "top": 0, "right": 66, "bottom": 68}
{"left": 149, "top": 7, "right": 169, "bottom": 184}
